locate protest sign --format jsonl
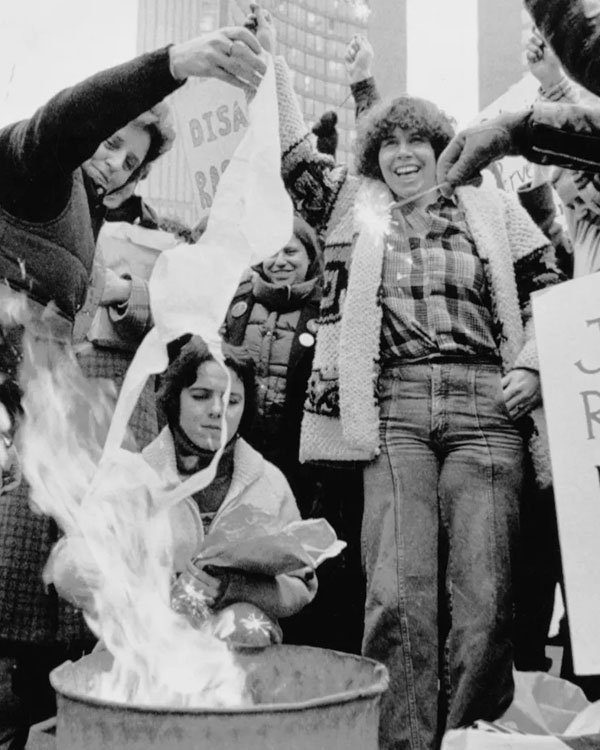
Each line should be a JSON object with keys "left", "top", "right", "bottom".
{"left": 172, "top": 78, "right": 250, "bottom": 220}
{"left": 533, "top": 275, "right": 600, "bottom": 674}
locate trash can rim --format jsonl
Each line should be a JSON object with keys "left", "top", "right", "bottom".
{"left": 50, "top": 649, "right": 389, "bottom": 716}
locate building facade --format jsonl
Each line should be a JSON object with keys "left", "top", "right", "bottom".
{"left": 136, "top": 0, "right": 531, "bottom": 225}
{"left": 137, "top": 0, "right": 369, "bottom": 225}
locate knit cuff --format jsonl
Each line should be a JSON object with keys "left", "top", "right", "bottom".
{"left": 540, "top": 75, "right": 579, "bottom": 104}
{"left": 513, "top": 336, "right": 539, "bottom": 371}
{"left": 274, "top": 56, "right": 312, "bottom": 171}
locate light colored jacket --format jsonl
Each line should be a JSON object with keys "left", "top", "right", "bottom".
{"left": 144, "top": 429, "right": 317, "bottom": 619}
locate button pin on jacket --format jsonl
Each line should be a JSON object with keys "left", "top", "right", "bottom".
{"left": 299, "top": 332, "right": 315, "bottom": 348}
{"left": 230, "top": 301, "right": 248, "bottom": 318}
{"left": 306, "top": 318, "right": 319, "bottom": 334}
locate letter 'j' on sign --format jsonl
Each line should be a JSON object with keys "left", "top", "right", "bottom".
{"left": 533, "top": 274, "right": 600, "bottom": 675}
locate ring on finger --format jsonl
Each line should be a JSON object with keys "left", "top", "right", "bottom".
{"left": 227, "top": 39, "right": 235, "bottom": 56}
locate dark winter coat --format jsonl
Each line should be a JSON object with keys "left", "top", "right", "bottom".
{"left": 222, "top": 268, "right": 320, "bottom": 515}
{"left": 0, "top": 46, "right": 180, "bottom": 324}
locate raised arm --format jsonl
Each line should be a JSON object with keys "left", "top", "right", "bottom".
{"left": 248, "top": 3, "right": 345, "bottom": 234}
{"left": 0, "top": 28, "right": 266, "bottom": 221}
{"left": 344, "top": 35, "right": 379, "bottom": 120}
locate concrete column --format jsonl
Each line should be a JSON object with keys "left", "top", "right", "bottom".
{"left": 478, "top": 0, "right": 525, "bottom": 109}
{"left": 368, "top": 0, "right": 407, "bottom": 98}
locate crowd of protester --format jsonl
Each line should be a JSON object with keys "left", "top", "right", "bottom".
{"left": 1, "top": 0, "right": 600, "bottom": 748}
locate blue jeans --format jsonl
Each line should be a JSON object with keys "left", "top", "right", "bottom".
{"left": 362, "top": 362, "right": 524, "bottom": 750}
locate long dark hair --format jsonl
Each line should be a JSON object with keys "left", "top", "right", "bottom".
{"left": 157, "top": 336, "right": 257, "bottom": 440}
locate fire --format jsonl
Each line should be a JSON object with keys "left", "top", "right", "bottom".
{"left": 20, "top": 330, "right": 249, "bottom": 708}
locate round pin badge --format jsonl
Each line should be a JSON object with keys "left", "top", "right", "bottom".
{"left": 299, "top": 332, "right": 315, "bottom": 348}
{"left": 230, "top": 301, "right": 248, "bottom": 318}
{"left": 306, "top": 318, "right": 319, "bottom": 334}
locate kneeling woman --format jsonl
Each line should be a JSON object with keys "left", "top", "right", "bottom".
{"left": 53, "top": 338, "right": 317, "bottom": 647}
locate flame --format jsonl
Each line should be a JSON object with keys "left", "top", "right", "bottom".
{"left": 20, "top": 328, "right": 248, "bottom": 708}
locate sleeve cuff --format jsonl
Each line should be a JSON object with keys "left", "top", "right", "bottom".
{"left": 108, "top": 274, "right": 152, "bottom": 341}
{"left": 540, "top": 76, "right": 579, "bottom": 103}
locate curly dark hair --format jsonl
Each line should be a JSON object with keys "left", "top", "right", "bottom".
{"left": 354, "top": 96, "right": 456, "bottom": 182}
{"left": 157, "top": 337, "right": 257, "bottom": 441}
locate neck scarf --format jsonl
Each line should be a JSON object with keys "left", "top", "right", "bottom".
{"left": 170, "top": 421, "right": 236, "bottom": 516}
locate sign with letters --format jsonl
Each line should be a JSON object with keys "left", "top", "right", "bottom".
{"left": 533, "top": 274, "right": 600, "bottom": 674}
{"left": 172, "top": 78, "right": 250, "bottom": 220}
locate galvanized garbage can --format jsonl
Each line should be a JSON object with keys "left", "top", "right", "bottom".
{"left": 50, "top": 645, "right": 388, "bottom": 750}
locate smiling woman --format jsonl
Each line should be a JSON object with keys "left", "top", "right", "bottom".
{"left": 256, "top": 5, "right": 567, "bottom": 744}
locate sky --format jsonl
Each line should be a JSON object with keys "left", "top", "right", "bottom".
{"left": 0, "top": 0, "right": 487, "bottom": 129}
{"left": 0, "top": 0, "right": 138, "bottom": 126}
{"left": 406, "top": 0, "right": 479, "bottom": 128}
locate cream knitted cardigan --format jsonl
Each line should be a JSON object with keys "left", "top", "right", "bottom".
{"left": 299, "top": 175, "right": 556, "bottom": 487}
{"left": 274, "top": 57, "right": 556, "bottom": 487}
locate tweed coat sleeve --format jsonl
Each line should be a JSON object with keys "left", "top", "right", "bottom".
{"left": 274, "top": 57, "right": 347, "bottom": 236}
{"left": 500, "top": 190, "right": 567, "bottom": 370}
{"left": 537, "top": 76, "right": 600, "bottom": 237}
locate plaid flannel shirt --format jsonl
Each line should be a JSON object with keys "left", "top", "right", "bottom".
{"left": 380, "top": 195, "right": 500, "bottom": 363}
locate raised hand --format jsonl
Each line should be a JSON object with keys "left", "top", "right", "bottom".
{"left": 526, "top": 27, "right": 564, "bottom": 91}
{"left": 344, "top": 34, "right": 374, "bottom": 83}
{"left": 168, "top": 27, "right": 267, "bottom": 90}
{"left": 246, "top": 3, "right": 277, "bottom": 55}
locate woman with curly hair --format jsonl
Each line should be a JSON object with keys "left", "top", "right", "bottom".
{"left": 249, "top": 6, "right": 567, "bottom": 749}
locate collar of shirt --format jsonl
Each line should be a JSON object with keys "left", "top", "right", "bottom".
{"left": 389, "top": 191, "right": 459, "bottom": 234}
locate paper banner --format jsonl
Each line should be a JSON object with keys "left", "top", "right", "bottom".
{"left": 101, "top": 55, "right": 294, "bottom": 510}
{"left": 532, "top": 274, "right": 600, "bottom": 675}
{"left": 172, "top": 77, "right": 250, "bottom": 221}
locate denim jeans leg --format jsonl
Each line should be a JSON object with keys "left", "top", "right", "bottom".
{"left": 362, "top": 371, "right": 441, "bottom": 750}
{"left": 438, "top": 365, "right": 524, "bottom": 729}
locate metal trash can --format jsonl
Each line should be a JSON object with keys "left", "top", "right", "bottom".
{"left": 51, "top": 645, "right": 388, "bottom": 750}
